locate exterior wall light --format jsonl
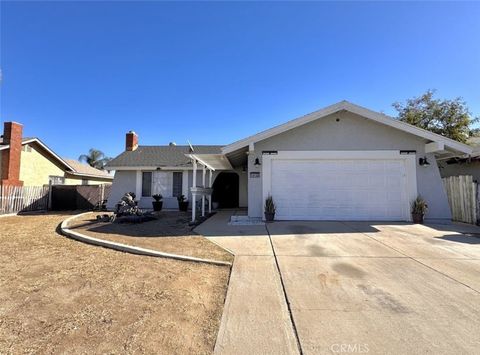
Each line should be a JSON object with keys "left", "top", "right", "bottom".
{"left": 254, "top": 158, "right": 261, "bottom": 166}
{"left": 419, "top": 157, "right": 430, "bottom": 166}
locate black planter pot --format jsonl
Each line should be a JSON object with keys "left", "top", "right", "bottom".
{"left": 264, "top": 212, "right": 275, "bottom": 222}
{"left": 412, "top": 213, "right": 424, "bottom": 224}
{"left": 178, "top": 201, "right": 188, "bottom": 212}
{"left": 152, "top": 201, "right": 163, "bottom": 211}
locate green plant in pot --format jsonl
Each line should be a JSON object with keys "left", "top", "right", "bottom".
{"left": 177, "top": 194, "right": 188, "bottom": 212}
{"left": 264, "top": 195, "right": 276, "bottom": 222}
{"left": 411, "top": 196, "right": 428, "bottom": 224}
{"left": 152, "top": 194, "right": 163, "bottom": 211}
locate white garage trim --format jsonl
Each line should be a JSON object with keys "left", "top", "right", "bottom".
{"left": 262, "top": 151, "right": 417, "bottom": 221}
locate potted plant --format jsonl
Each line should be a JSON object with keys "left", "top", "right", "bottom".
{"left": 177, "top": 194, "right": 189, "bottom": 212}
{"left": 264, "top": 195, "right": 276, "bottom": 222}
{"left": 152, "top": 194, "right": 163, "bottom": 211}
{"left": 411, "top": 196, "right": 428, "bottom": 224}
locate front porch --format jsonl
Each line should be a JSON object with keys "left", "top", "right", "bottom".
{"left": 188, "top": 152, "right": 234, "bottom": 222}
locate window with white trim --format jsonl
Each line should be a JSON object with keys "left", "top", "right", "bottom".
{"left": 49, "top": 175, "right": 65, "bottom": 185}
{"left": 172, "top": 172, "right": 182, "bottom": 197}
{"left": 142, "top": 172, "right": 152, "bottom": 197}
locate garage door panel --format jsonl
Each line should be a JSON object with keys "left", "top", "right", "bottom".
{"left": 271, "top": 159, "right": 407, "bottom": 221}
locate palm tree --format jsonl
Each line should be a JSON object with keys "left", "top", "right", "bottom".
{"left": 79, "top": 149, "right": 111, "bottom": 169}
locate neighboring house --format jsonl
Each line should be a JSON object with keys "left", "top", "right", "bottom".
{"left": 106, "top": 101, "right": 472, "bottom": 223}
{"left": 0, "top": 122, "right": 113, "bottom": 187}
{"left": 439, "top": 137, "right": 480, "bottom": 182}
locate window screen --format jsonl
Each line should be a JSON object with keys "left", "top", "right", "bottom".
{"left": 172, "top": 172, "right": 183, "bottom": 197}
{"left": 142, "top": 172, "right": 152, "bottom": 197}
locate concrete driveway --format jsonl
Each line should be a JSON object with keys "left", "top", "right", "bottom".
{"left": 196, "top": 213, "right": 480, "bottom": 355}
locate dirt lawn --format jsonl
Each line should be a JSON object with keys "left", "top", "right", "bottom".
{"left": 0, "top": 213, "right": 231, "bottom": 354}
{"left": 69, "top": 212, "right": 233, "bottom": 263}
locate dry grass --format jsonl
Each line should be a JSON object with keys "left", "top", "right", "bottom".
{"left": 0, "top": 213, "right": 231, "bottom": 354}
{"left": 69, "top": 212, "right": 233, "bottom": 263}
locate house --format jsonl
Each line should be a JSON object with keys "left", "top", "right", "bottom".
{"left": 106, "top": 101, "right": 473, "bottom": 223}
{"left": 438, "top": 137, "right": 480, "bottom": 182}
{"left": 0, "top": 122, "right": 113, "bottom": 187}
{"left": 106, "top": 140, "right": 245, "bottom": 210}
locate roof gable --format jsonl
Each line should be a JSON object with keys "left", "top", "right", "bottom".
{"left": 0, "top": 137, "right": 75, "bottom": 171}
{"left": 0, "top": 137, "right": 112, "bottom": 177}
{"left": 222, "top": 101, "right": 472, "bottom": 155}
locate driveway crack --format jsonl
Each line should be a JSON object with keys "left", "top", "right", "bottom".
{"left": 265, "top": 224, "right": 304, "bottom": 355}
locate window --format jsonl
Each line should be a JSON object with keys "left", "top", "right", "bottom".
{"left": 142, "top": 172, "right": 152, "bottom": 197}
{"left": 49, "top": 175, "right": 65, "bottom": 185}
{"left": 172, "top": 172, "right": 183, "bottom": 197}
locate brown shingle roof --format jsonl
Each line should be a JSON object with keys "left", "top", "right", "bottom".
{"left": 64, "top": 159, "right": 113, "bottom": 179}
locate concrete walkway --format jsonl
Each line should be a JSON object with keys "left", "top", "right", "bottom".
{"left": 195, "top": 212, "right": 300, "bottom": 355}
{"left": 197, "top": 213, "right": 480, "bottom": 355}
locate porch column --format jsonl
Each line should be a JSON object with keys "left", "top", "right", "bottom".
{"left": 201, "top": 165, "right": 206, "bottom": 217}
{"left": 192, "top": 159, "right": 197, "bottom": 222}
{"left": 192, "top": 193, "right": 196, "bottom": 222}
{"left": 192, "top": 159, "right": 197, "bottom": 187}
{"left": 208, "top": 169, "right": 213, "bottom": 213}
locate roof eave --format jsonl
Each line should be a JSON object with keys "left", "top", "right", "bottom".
{"left": 66, "top": 171, "right": 114, "bottom": 180}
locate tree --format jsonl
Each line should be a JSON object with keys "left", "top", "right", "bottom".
{"left": 393, "top": 90, "right": 479, "bottom": 143}
{"left": 79, "top": 149, "right": 111, "bottom": 169}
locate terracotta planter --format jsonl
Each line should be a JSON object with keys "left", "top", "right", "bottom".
{"left": 152, "top": 201, "right": 163, "bottom": 211}
{"left": 412, "top": 213, "right": 424, "bottom": 224}
{"left": 264, "top": 212, "right": 275, "bottom": 222}
{"left": 178, "top": 201, "right": 188, "bottom": 212}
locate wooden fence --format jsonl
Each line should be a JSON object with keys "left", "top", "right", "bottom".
{"left": 0, "top": 185, "right": 50, "bottom": 215}
{"left": 50, "top": 184, "right": 111, "bottom": 210}
{"left": 442, "top": 175, "right": 479, "bottom": 225}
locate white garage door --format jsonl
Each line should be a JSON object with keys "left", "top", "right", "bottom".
{"left": 270, "top": 159, "right": 408, "bottom": 220}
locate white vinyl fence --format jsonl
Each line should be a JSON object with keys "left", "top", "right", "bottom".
{"left": 442, "top": 176, "right": 479, "bottom": 225}
{"left": 0, "top": 185, "right": 50, "bottom": 215}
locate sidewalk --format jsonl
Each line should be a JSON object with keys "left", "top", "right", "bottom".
{"left": 195, "top": 211, "right": 300, "bottom": 355}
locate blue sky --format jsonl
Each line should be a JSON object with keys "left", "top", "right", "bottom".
{"left": 1, "top": 1, "right": 479, "bottom": 159}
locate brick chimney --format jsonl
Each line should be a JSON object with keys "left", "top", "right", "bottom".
{"left": 125, "top": 131, "right": 138, "bottom": 151}
{"left": 1, "top": 122, "right": 24, "bottom": 186}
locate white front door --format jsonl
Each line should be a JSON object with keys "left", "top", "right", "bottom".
{"left": 263, "top": 151, "right": 416, "bottom": 221}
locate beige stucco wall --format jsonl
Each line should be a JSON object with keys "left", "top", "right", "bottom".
{"left": 19, "top": 144, "right": 66, "bottom": 186}
{"left": 18, "top": 144, "right": 111, "bottom": 186}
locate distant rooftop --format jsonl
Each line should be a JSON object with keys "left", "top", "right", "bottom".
{"left": 63, "top": 159, "right": 113, "bottom": 178}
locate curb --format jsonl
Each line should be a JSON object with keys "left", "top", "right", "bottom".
{"left": 60, "top": 213, "right": 232, "bottom": 267}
